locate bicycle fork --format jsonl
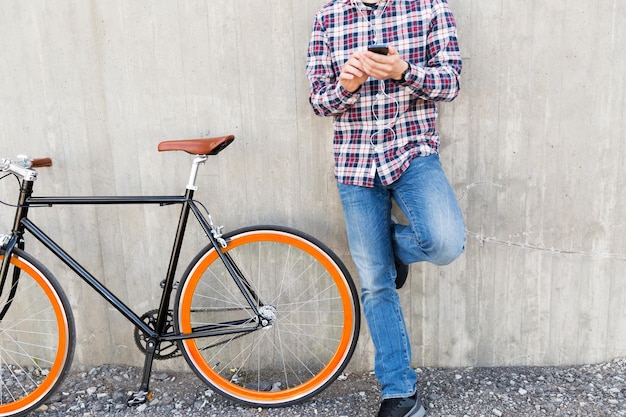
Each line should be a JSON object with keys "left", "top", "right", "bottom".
{"left": 0, "top": 178, "right": 33, "bottom": 321}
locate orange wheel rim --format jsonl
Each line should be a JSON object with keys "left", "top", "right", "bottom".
{"left": 0, "top": 256, "right": 70, "bottom": 415}
{"left": 178, "top": 231, "right": 355, "bottom": 403}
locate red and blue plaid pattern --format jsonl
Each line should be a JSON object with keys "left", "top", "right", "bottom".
{"left": 306, "top": 0, "right": 462, "bottom": 187}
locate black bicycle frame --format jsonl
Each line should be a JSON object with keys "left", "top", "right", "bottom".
{"left": 14, "top": 191, "right": 263, "bottom": 338}
{"left": 0, "top": 172, "right": 271, "bottom": 396}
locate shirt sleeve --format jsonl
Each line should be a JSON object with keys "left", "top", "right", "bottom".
{"left": 306, "top": 16, "right": 360, "bottom": 117}
{"left": 405, "top": 0, "right": 462, "bottom": 102}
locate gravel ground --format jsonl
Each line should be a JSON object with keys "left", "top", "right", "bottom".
{"left": 34, "top": 358, "right": 625, "bottom": 417}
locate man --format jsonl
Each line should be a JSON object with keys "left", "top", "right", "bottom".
{"left": 306, "top": 0, "right": 465, "bottom": 416}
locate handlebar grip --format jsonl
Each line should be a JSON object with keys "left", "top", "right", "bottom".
{"left": 32, "top": 158, "right": 53, "bottom": 168}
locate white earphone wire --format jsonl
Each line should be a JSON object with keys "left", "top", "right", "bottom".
{"left": 350, "top": 0, "right": 399, "bottom": 152}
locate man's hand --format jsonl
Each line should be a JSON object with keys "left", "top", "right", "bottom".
{"left": 361, "top": 45, "right": 409, "bottom": 81}
{"left": 339, "top": 52, "right": 369, "bottom": 92}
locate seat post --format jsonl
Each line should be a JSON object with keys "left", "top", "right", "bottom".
{"left": 186, "top": 155, "right": 208, "bottom": 191}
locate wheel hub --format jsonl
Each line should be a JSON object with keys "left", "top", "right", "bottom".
{"left": 258, "top": 305, "right": 277, "bottom": 327}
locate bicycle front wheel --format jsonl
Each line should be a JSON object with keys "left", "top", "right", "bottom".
{"left": 175, "top": 226, "right": 360, "bottom": 407}
{"left": 0, "top": 249, "right": 75, "bottom": 417}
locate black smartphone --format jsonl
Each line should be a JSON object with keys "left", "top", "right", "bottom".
{"left": 368, "top": 45, "right": 389, "bottom": 55}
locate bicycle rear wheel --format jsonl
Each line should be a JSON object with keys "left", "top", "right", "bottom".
{"left": 174, "top": 226, "right": 360, "bottom": 407}
{"left": 0, "top": 249, "right": 75, "bottom": 417}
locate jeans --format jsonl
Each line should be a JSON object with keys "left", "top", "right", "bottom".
{"left": 336, "top": 154, "right": 465, "bottom": 399}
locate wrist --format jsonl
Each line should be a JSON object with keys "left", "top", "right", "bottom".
{"left": 340, "top": 81, "right": 362, "bottom": 93}
{"left": 394, "top": 61, "right": 411, "bottom": 82}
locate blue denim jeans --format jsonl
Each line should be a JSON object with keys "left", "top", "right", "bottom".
{"left": 336, "top": 154, "right": 465, "bottom": 399}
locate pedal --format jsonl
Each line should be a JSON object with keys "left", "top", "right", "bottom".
{"left": 127, "top": 389, "right": 153, "bottom": 406}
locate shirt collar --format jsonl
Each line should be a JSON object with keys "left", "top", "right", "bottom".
{"left": 341, "top": 0, "right": 388, "bottom": 7}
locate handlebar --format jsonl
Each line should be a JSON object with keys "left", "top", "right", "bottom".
{"left": 32, "top": 158, "right": 53, "bottom": 168}
{"left": 1, "top": 155, "right": 52, "bottom": 181}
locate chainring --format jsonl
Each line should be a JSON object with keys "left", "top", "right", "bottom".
{"left": 133, "top": 309, "right": 180, "bottom": 360}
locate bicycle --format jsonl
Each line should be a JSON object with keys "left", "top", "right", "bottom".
{"left": 0, "top": 135, "right": 360, "bottom": 416}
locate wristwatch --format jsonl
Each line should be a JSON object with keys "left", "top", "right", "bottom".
{"left": 398, "top": 63, "right": 411, "bottom": 83}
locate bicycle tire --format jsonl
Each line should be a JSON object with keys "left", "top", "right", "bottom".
{"left": 174, "top": 225, "right": 360, "bottom": 407}
{"left": 0, "top": 249, "right": 75, "bottom": 417}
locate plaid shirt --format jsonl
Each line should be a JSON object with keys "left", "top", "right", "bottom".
{"left": 306, "top": 0, "right": 462, "bottom": 187}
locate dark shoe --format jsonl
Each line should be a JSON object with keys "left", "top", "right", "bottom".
{"left": 394, "top": 256, "right": 409, "bottom": 289}
{"left": 377, "top": 392, "right": 426, "bottom": 417}
{"left": 390, "top": 214, "right": 409, "bottom": 289}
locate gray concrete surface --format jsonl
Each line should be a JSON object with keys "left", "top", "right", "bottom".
{"left": 0, "top": 1, "right": 624, "bottom": 370}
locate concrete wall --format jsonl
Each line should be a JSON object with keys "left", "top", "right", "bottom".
{"left": 0, "top": 1, "right": 624, "bottom": 370}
